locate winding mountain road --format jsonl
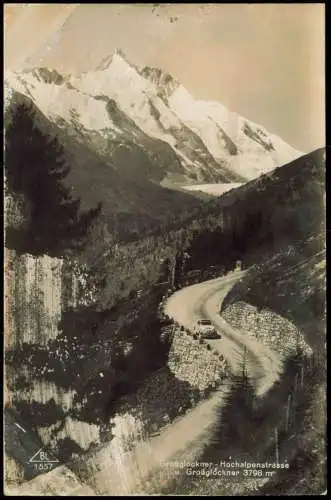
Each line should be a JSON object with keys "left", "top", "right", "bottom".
{"left": 165, "top": 271, "right": 283, "bottom": 395}
{"left": 8, "top": 271, "right": 283, "bottom": 496}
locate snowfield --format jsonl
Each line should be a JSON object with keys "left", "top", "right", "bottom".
{"left": 5, "top": 50, "right": 302, "bottom": 183}
{"left": 181, "top": 183, "right": 243, "bottom": 196}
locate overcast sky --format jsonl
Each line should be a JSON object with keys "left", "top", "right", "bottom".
{"left": 4, "top": 3, "right": 325, "bottom": 152}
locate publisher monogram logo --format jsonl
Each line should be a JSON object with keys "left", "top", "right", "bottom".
{"left": 28, "top": 449, "right": 59, "bottom": 472}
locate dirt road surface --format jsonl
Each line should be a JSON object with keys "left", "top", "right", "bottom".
{"left": 8, "top": 271, "right": 282, "bottom": 495}
{"left": 165, "top": 271, "right": 283, "bottom": 395}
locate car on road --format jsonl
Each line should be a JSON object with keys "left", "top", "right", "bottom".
{"left": 194, "top": 319, "right": 221, "bottom": 339}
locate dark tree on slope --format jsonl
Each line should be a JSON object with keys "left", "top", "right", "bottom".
{"left": 5, "top": 101, "right": 101, "bottom": 256}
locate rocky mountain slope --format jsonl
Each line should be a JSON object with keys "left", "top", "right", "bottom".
{"left": 5, "top": 49, "right": 301, "bottom": 187}
{"left": 4, "top": 90, "right": 204, "bottom": 242}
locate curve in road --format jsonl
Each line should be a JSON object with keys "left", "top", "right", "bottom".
{"left": 10, "top": 271, "right": 283, "bottom": 496}
{"left": 164, "top": 271, "right": 283, "bottom": 396}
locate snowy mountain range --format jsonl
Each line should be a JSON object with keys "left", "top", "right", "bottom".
{"left": 5, "top": 49, "right": 302, "bottom": 186}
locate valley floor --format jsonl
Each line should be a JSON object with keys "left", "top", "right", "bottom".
{"left": 180, "top": 183, "right": 243, "bottom": 196}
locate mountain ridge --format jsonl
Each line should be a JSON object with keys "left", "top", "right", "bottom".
{"left": 5, "top": 89, "right": 208, "bottom": 243}
{"left": 5, "top": 50, "right": 302, "bottom": 185}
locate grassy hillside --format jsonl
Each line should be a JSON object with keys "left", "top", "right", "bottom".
{"left": 77, "top": 148, "right": 325, "bottom": 310}
{"left": 221, "top": 233, "right": 326, "bottom": 354}
{"left": 217, "top": 188, "right": 325, "bottom": 495}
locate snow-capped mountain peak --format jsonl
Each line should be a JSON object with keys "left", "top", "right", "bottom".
{"left": 95, "top": 48, "right": 138, "bottom": 73}
{"left": 71, "top": 49, "right": 153, "bottom": 101}
{"left": 5, "top": 51, "right": 302, "bottom": 184}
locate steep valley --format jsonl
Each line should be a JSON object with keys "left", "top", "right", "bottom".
{"left": 4, "top": 69, "right": 325, "bottom": 494}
